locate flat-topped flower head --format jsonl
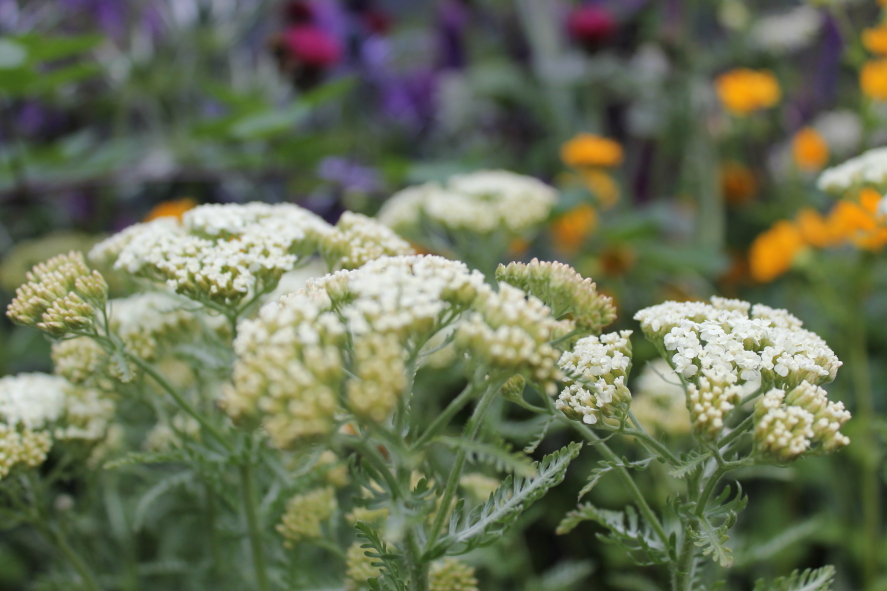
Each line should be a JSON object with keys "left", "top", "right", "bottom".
{"left": 429, "top": 559, "right": 479, "bottom": 591}
{"left": 635, "top": 297, "right": 841, "bottom": 438}
{"left": 7, "top": 251, "right": 108, "bottom": 336}
{"left": 557, "top": 330, "right": 633, "bottom": 425}
{"left": 496, "top": 258, "right": 616, "bottom": 334}
{"left": 378, "top": 170, "right": 557, "bottom": 239}
{"left": 226, "top": 255, "right": 576, "bottom": 445}
{"left": 89, "top": 202, "right": 332, "bottom": 307}
{"left": 818, "top": 147, "right": 887, "bottom": 195}
{"left": 321, "top": 211, "right": 415, "bottom": 271}
{"left": 0, "top": 373, "right": 113, "bottom": 480}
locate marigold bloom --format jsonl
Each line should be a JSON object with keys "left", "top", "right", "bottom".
{"left": 715, "top": 68, "right": 781, "bottom": 115}
{"left": 749, "top": 220, "right": 804, "bottom": 282}
{"left": 861, "top": 59, "right": 887, "bottom": 100}
{"left": 864, "top": 25, "right": 887, "bottom": 54}
{"left": 720, "top": 162, "right": 758, "bottom": 205}
{"left": 792, "top": 127, "right": 829, "bottom": 171}
{"left": 144, "top": 198, "right": 197, "bottom": 222}
{"left": 828, "top": 188, "right": 887, "bottom": 250}
{"left": 581, "top": 169, "right": 620, "bottom": 208}
{"left": 550, "top": 204, "right": 597, "bottom": 254}
{"left": 560, "top": 133, "right": 623, "bottom": 168}
{"left": 796, "top": 208, "right": 842, "bottom": 248}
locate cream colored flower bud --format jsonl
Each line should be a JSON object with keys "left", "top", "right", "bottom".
{"left": 557, "top": 331, "right": 633, "bottom": 425}
{"left": 277, "top": 487, "right": 337, "bottom": 547}
{"left": 347, "top": 333, "right": 407, "bottom": 423}
{"left": 52, "top": 338, "right": 107, "bottom": 385}
{"left": 429, "top": 559, "right": 479, "bottom": 591}
{"left": 322, "top": 211, "right": 415, "bottom": 271}
{"left": 754, "top": 389, "right": 814, "bottom": 463}
{"left": 496, "top": 259, "right": 616, "bottom": 334}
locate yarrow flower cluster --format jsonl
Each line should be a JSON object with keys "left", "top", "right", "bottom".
{"left": 754, "top": 382, "right": 850, "bottom": 462}
{"left": 0, "top": 373, "right": 113, "bottom": 479}
{"left": 225, "top": 255, "right": 576, "bottom": 447}
{"left": 276, "top": 487, "right": 337, "bottom": 546}
{"left": 634, "top": 297, "right": 845, "bottom": 447}
{"left": 496, "top": 258, "right": 616, "bottom": 333}
{"left": 89, "top": 202, "right": 406, "bottom": 308}
{"left": 6, "top": 251, "right": 108, "bottom": 336}
{"left": 378, "top": 170, "right": 557, "bottom": 238}
{"left": 556, "top": 331, "right": 633, "bottom": 425}
{"left": 321, "top": 211, "right": 415, "bottom": 270}
{"left": 817, "top": 146, "right": 887, "bottom": 194}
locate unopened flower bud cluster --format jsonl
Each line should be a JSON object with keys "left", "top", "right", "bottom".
{"left": 277, "top": 487, "right": 337, "bottom": 547}
{"left": 7, "top": 251, "right": 107, "bottom": 336}
{"left": 321, "top": 212, "right": 415, "bottom": 270}
{"left": 754, "top": 382, "right": 850, "bottom": 462}
{"left": 0, "top": 373, "right": 113, "bottom": 479}
{"left": 557, "top": 330, "right": 633, "bottom": 424}
{"left": 378, "top": 170, "right": 557, "bottom": 238}
{"left": 497, "top": 258, "right": 616, "bottom": 333}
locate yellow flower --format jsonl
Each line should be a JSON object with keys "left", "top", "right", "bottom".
{"left": 715, "top": 68, "right": 781, "bottom": 115}
{"left": 144, "top": 198, "right": 198, "bottom": 222}
{"left": 791, "top": 127, "right": 829, "bottom": 171}
{"left": 581, "top": 169, "right": 620, "bottom": 208}
{"left": 861, "top": 59, "right": 887, "bottom": 100}
{"left": 560, "top": 133, "right": 623, "bottom": 168}
{"left": 863, "top": 25, "right": 887, "bottom": 54}
{"left": 749, "top": 220, "right": 804, "bottom": 283}
{"left": 828, "top": 188, "right": 887, "bottom": 250}
{"left": 550, "top": 204, "right": 597, "bottom": 255}
{"left": 720, "top": 161, "right": 758, "bottom": 206}
{"left": 796, "top": 208, "right": 842, "bottom": 248}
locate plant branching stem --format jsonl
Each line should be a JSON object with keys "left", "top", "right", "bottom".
{"left": 425, "top": 382, "right": 500, "bottom": 553}
{"left": 412, "top": 381, "right": 478, "bottom": 449}
{"left": 566, "top": 419, "right": 669, "bottom": 549}
{"left": 45, "top": 522, "right": 103, "bottom": 591}
{"left": 239, "top": 463, "right": 270, "bottom": 591}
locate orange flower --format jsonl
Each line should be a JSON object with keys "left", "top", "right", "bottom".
{"left": 560, "top": 133, "right": 623, "bottom": 168}
{"left": 828, "top": 188, "right": 887, "bottom": 250}
{"left": 599, "top": 244, "right": 636, "bottom": 277}
{"left": 144, "top": 198, "right": 198, "bottom": 222}
{"left": 720, "top": 161, "right": 758, "bottom": 206}
{"left": 864, "top": 25, "right": 887, "bottom": 54}
{"left": 791, "top": 127, "right": 829, "bottom": 171}
{"left": 715, "top": 68, "right": 781, "bottom": 115}
{"left": 581, "top": 169, "right": 620, "bottom": 208}
{"left": 508, "top": 237, "right": 530, "bottom": 256}
{"left": 550, "top": 204, "right": 597, "bottom": 255}
{"left": 749, "top": 220, "right": 804, "bottom": 283}
{"left": 861, "top": 59, "right": 887, "bottom": 100}
{"left": 796, "top": 208, "right": 842, "bottom": 248}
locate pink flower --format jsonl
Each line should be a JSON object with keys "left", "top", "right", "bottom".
{"left": 566, "top": 6, "right": 616, "bottom": 47}
{"left": 282, "top": 25, "right": 343, "bottom": 68}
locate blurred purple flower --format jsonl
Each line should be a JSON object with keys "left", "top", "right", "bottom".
{"left": 61, "top": 0, "right": 128, "bottom": 40}
{"left": 815, "top": 15, "right": 842, "bottom": 109}
{"left": 438, "top": 0, "right": 470, "bottom": 69}
{"left": 317, "top": 156, "right": 383, "bottom": 193}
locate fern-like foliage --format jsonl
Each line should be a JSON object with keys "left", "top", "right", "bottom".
{"left": 668, "top": 450, "right": 708, "bottom": 479}
{"left": 435, "top": 435, "right": 536, "bottom": 477}
{"left": 685, "top": 483, "right": 747, "bottom": 567}
{"left": 556, "top": 503, "right": 669, "bottom": 565}
{"left": 103, "top": 449, "right": 189, "bottom": 470}
{"left": 752, "top": 566, "right": 836, "bottom": 591}
{"left": 355, "top": 521, "right": 408, "bottom": 591}
{"left": 428, "top": 442, "right": 581, "bottom": 559}
{"left": 578, "top": 456, "right": 654, "bottom": 499}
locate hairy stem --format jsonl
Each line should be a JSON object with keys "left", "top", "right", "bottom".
{"left": 239, "top": 463, "right": 270, "bottom": 591}
{"left": 45, "top": 522, "right": 103, "bottom": 591}
{"left": 425, "top": 381, "right": 500, "bottom": 553}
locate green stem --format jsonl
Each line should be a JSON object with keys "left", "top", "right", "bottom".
{"left": 425, "top": 382, "right": 500, "bottom": 552}
{"left": 46, "top": 523, "right": 102, "bottom": 591}
{"left": 406, "top": 530, "right": 430, "bottom": 591}
{"left": 567, "top": 420, "right": 669, "bottom": 549}
{"left": 412, "top": 381, "right": 478, "bottom": 450}
{"left": 239, "top": 463, "right": 270, "bottom": 591}
{"left": 673, "top": 525, "right": 697, "bottom": 591}
{"left": 716, "top": 414, "right": 754, "bottom": 450}
{"left": 125, "top": 353, "right": 233, "bottom": 453}
{"left": 695, "top": 465, "right": 728, "bottom": 518}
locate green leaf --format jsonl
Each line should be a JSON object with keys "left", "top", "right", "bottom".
{"left": 103, "top": 450, "right": 188, "bottom": 470}
{"left": 579, "top": 457, "right": 654, "bottom": 499}
{"left": 691, "top": 514, "right": 733, "bottom": 567}
{"left": 557, "top": 503, "right": 668, "bottom": 565}
{"left": 752, "top": 566, "right": 836, "bottom": 591}
{"left": 13, "top": 33, "right": 102, "bottom": 62}
{"left": 436, "top": 435, "right": 537, "bottom": 477}
{"left": 354, "top": 522, "right": 407, "bottom": 591}
{"left": 669, "top": 451, "right": 708, "bottom": 479}
{"left": 133, "top": 472, "right": 195, "bottom": 532}
{"left": 432, "top": 442, "right": 581, "bottom": 558}
{"left": 0, "top": 39, "right": 26, "bottom": 69}
{"left": 685, "top": 484, "right": 747, "bottom": 568}
{"left": 229, "top": 103, "right": 310, "bottom": 139}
